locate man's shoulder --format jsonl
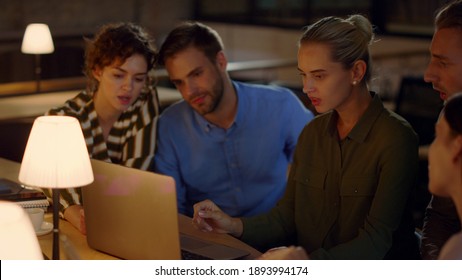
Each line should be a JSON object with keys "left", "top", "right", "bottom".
{"left": 158, "top": 100, "right": 194, "bottom": 125}
{"left": 235, "top": 81, "right": 293, "bottom": 96}
{"left": 160, "top": 100, "right": 190, "bottom": 116}
{"left": 235, "top": 81, "right": 301, "bottom": 107}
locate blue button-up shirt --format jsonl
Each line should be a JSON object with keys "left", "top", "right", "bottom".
{"left": 153, "top": 81, "right": 314, "bottom": 217}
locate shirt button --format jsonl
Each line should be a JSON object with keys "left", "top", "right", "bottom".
{"left": 354, "top": 189, "right": 358, "bottom": 193}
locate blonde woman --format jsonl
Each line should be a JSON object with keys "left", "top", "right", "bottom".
{"left": 193, "top": 15, "right": 420, "bottom": 260}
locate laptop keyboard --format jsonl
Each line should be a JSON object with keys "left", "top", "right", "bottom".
{"left": 181, "top": 249, "right": 212, "bottom": 260}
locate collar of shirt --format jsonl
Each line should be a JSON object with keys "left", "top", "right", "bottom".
{"left": 327, "top": 92, "right": 384, "bottom": 143}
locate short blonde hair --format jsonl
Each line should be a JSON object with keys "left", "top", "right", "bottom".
{"left": 299, "top": 15, "right": 374, "bottom": 82}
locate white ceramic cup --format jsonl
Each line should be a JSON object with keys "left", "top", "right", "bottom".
{"left": 26, "top": 208, "right": 44, "bottom": 232}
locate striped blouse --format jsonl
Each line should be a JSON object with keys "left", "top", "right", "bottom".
{"left": 45, "top": 89, "right": 159, "bottom": 212}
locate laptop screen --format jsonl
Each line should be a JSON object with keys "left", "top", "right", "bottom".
{"left": 82, "top": 159, "right": 250, "bottom": 260}
{"left": 83, "top": 159, "right": 181, "bottom": 260}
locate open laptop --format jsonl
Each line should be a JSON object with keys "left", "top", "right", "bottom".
{"left": 82, "top": 159, "right": 250, "bottom": 260}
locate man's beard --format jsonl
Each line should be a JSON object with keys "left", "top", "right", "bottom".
{"left": 195, "top": 73, "right": 224, "bottom": 116}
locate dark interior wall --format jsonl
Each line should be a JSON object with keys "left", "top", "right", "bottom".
{"left": 0, "top": 117, "right": 35, "bottom": 162}
{"left": 0, "top": 0, "right": 194, "bottom": 83}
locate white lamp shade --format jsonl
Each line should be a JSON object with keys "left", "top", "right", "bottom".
{"left": 19, "top": 116, "right": 94, "bottom": 189}
{"left": 0, "top": 201, "right": 43, "bottom": 260}
{"left": 21, "top": 23, "right": 54, "bottom": 54}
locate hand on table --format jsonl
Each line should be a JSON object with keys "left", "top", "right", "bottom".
{"left": 192, "top": 199, "right": 243, "bottom": 237}
{"left": 258, "top": 246, "right": 309, "bottom": 260}
{"left": 63, "top": 205, "right": 86, "bottom": 235}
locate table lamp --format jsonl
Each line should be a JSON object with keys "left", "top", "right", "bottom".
{"left": 21, "top": 23, "right": 54, "bottom": 93}
{"left": 0, "top": 201, "right": 43, "bottom": 260}
{"left": 18, "top": 116, "right": 93, "bottom": 260}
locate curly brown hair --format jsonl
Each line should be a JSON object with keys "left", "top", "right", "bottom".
{"left": 84, "top": 22, "right": 157, "bottom": 92}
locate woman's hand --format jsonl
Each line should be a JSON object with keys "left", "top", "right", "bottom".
{"left": 258, "top": 246, "right": 309, "bottom": 260}
{"left": 63, "top": 205, "right": 86, "bottom": 235}
{"left": 192, "top": 199, "right": 243, "bottom": 237}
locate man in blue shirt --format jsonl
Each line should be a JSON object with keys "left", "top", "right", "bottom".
{"left": 153, "top": 22, "right": 314, "bottom": 217}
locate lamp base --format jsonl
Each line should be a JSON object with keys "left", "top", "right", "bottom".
{"left": 52, "top": 188, "right": 60, "bottom": 260}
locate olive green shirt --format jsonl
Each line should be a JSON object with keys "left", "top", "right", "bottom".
{"left": 242, "top": 93, "right": 419, "bottom": 259}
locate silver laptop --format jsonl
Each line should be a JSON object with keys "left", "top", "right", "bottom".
{"left": 82, "top": 159, "right": 249, "bottom": 260}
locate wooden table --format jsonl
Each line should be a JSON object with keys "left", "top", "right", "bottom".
{"left": 0, "top": 157, "right": 261, "bottom": 260}
{"left": 37, "top": 214, "right": 261, "bottom": 260}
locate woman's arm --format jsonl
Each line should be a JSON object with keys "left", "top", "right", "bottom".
{"left": 63, "top": 204, "right": 86, "bottom": 235}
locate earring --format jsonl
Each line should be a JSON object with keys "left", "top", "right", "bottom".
{"left": 352, "top": 80, "right": 357, "bottom": 85}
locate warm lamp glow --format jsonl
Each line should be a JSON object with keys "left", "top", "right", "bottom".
{"left": 21, "top": 23, "right": 54, "bottom": 54}
{"left": 21, "top": 23, "right": 54, "bottom": 93}
{"left": 19, "top": 115, "right": 93, "bottom": 260}
{"left": 19, "top": 116, "right": 94, "bottom": 189}
{"left": 0, "top": 201, "right": 43, "bottom": 260}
